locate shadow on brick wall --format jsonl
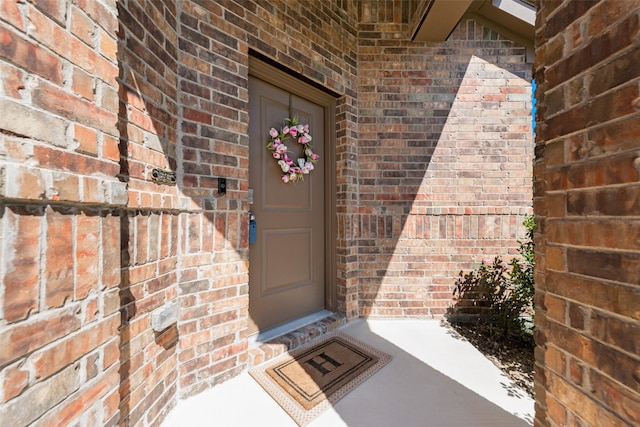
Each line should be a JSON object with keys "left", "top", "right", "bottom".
{"left": 356, "top": 22, "right": 533, "bottom": 319}
{"left": 116, "top": 1, "right": 182, "bottom": 424}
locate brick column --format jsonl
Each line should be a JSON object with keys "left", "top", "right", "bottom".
{"left": 534, "top": 1, "right": 640, "bottom": 425}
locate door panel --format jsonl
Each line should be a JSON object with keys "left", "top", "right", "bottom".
{"left": 262, "top": 228, "right": 312, "bottom": 294}
{"left": 248, "top": 76, "right": 326, "bottom": 335}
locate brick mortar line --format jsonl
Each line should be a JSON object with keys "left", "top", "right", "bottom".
{"left": 545, "top": 268, "right": 640, "bottom": 292}
{"left": 544, "top": 242, "right": 640, "bottom": 256}
{"left": 545, "top": 181, "right": 640, "bottom": 193}
{"left": 542, "top": 84, "right": 640, "bottom": 124}
{"left": 0, "top": 199, "right": 245, "bottom": 216}
{"left": 542, "top": 146, "right": 640, "bottom": 166}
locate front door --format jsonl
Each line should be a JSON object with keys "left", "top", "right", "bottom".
{"left": 248, "top": 75, "right": 326, "bottom": 335}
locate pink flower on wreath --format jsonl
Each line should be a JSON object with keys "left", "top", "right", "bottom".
{"left": 298, "top": 135, "right": 308, "bottom": 144}
{"left": 311, "top": 153, "right": 319, "bottom": 161}
{"left": 269, "top": 128, "right": 278, "bottom": 138}
{"left": 282, "top": 125, "right": 290, "bottom": 135}
{"left": 289, "top": 127, "right": 298, "bottom": 137}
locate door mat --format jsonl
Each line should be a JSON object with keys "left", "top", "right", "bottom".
{"left": 249, "top": 330, "right": 392, "bottom": 426}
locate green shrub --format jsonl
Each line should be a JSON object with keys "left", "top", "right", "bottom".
{"left": 451, "top": 215, "right": 535, "bottom": 339}
{"left": 509, "top": 214, "right": 535, "bottom": 305}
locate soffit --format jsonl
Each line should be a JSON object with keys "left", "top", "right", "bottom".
{"left": 410, "top": 0, "right": 535, "bottom": 48}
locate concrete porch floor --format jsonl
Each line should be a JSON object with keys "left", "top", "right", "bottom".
{"left": 162, "top": 319, "right": 534, "bottom": 427}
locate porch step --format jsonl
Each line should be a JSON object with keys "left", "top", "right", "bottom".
{"left": 247, "top": 313, "right": 346, "bottom": 367}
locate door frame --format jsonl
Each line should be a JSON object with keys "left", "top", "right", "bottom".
{"left": 248, "top": 56, "right": 338, "bottom": 314}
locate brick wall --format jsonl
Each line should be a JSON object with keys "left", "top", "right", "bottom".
{"left": 1, "top": 0, "right": 359, "bottom": 425}
{"left": 1, "top": 0, "right": 536, "bottom": 425}
{"left": 173, "top": 0, "right": 360, "bottom": 399}
{"left": 0, "top": 0, "right": 122, "bottom": 425}
{"left": 117, "top": 0, "right": 180, "bottom": 425}
{"left": 534, "top": 1, "right": 640, "bottom": 426}
{"left": 357, "top": 13, "right": 534, "bottom": 318}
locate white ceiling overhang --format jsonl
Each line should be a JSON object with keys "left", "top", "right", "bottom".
{"left": 410, "top": 0, "right": 535, "bottom": 58}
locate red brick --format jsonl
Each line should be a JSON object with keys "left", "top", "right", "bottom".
{"left": 0, "top": 363, "right": 81, "bottom": 426}
{"left": 2, "top": 362, "right": 29, "bottom": 403}
{"left": 545, "top": 346, "right": 566, "bottom": 375}
{"left": 568, "top": 358, "right": 584, "bottom": 386}
{"left": 0, "top": 0, "right": 25, "bottom": 31}
{"left": 31, "top": 325, "right": 96, "bottom": 380}
{"left": 546, "top": 394, "right": 567, "bottom": 426}
{"left": 0, "top": 306, "right": 81, "bottom": 367}
{"left": 102, "top": 388, "right": 120, "bottom": 423}
{"left": 84, "top": 296, "right": 99, "bottom": 324}
{"left": 547, "top": 219, "right": 640, "bottom": 251}
{"left": 99, "top": 213, "right": 120, "bottom": 289}
{"left": 10, "top": 167, "right": 47, "bottom": 201}
{"left": 102, "top": 134, "right": 120, "bottom": 162}
{"left": 590, "top": 370, "right": 640, "bottom": 426}
{"left": 75, "top": 211, "right": 99, "bottom": 299}
{"left": 183, "top": 107, "right": 212, "bottom": 125}
{"left": 100, "top": 84, "right": 119, "bottom": 114}
{"left": 0, "top": 61, "right": 25, "bottom": 99}
{"left": 590, "top": 113, "right": 640, "bottom": 156}
{"left": 135, "top": 213, "right": 149, "bottom": 264}
{"left": 544, "top": 294, "right": 566, "bottom": 324}
{"left": 52, "top": 172, "right": 80, "bottom": 202}
{"left": 73, "top": 0, "right": 118, "bottom": 38}
{"left": 102, "top": 337, "right": 120, "bottom": 370}
{"left": 3, "top": 206, "right": 41, "bottom": 322}
{"left": 544, "top": 246, "right": 564, "bottom": 271}
{"left": 74, "top": 123, "right": 98, "bottom": 155}
{"left": 33, "top": 144, "right": 120, "bottom": 178}
{"left": 548, "top": 372, "right": 599, "bottom": 425}
{"left": 32, "top": 80, "right": 117, "bottom": 135}
{"left": 33, "top": 365, "right": 119, "bottom": 427}
{"left": 72, "top": 66, "right": 95, "bottom": 101}
{"left": 568, "top": 302, "right": 587, "bottom": 331}
{"left": 546, "top": 321, "right": 596, "bottom": 366}
{"left": 33, "top": 0, "right": 67, "bottom": 25}
{"left": 99, "top": 29, "right": 117, "bottom": 61}
{"left": 82, "top": 176, "right": 104, "bottom": 204}
{"left": 546, "top": 271, "right": 640, "bottom": 321}
{"left": 590, "top": 310, "right": 640, "bottom": 356}
{"left": 146, "top": 383, "right": 177, "bottom": 426}
{"left": 590, "top": 44, "right": 640, "bottom": 98}
{"left": 0, "top": 21, "right": 63, "bottom": 84}
{"left": 567, "top": 248, "right": 640, "bottom": 285}
{"left": 69, "top": 6, "right": 94, "bottom": 46}
{"left": 33, "top": 315, "right": 115, "bottom": 379}
{"left": 45, "top": 208, "right": 74, "bottom": 307}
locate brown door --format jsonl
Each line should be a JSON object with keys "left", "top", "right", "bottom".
{"left": 248, "top": 76, "right": 326, "bottom": 335}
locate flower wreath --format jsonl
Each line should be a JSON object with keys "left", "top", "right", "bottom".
{"left": 266, "top": 116, "right": 319, "bottom": 184}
